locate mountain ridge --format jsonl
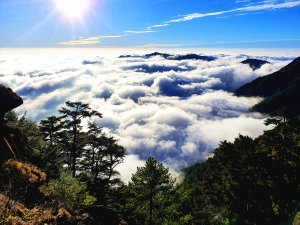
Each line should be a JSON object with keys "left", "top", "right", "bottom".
{"left": 235, "top": 56, "right": 300, "bottom": 114}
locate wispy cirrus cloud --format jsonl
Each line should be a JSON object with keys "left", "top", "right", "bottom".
{"left": 168, "top": 11, "right": 232, "bottom": 23}
{"left": 59, "top": 36, "right": 101, "bottom": 46}
{"left": 137, "top": 43, "right": 179, "bottom": 48}
{"left": 100, "top": 35, "right": 125, "bottom": 38}
{"left": 58, "top": 35, "right": 124, "bottom": 46}
{"left": 125, "top": 30, "right": 156, "bottom": 34}
{"left": 146, "top": 24, "right": 169, "bottom": 30}
{"left": 176, "top": 38, "right": 300, "bottom": 48}
{"left": 166, "top": 0, "right": 300, "bottom": 23}
{"left": 58, "top": 0, "right": 300, "bottom": 46}
{"left": 123, "top": 0, "right": 300, "bottom": 39}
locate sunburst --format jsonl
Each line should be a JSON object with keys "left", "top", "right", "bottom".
{"left": 54, "top": 0, "right": 90, "bottom": 20}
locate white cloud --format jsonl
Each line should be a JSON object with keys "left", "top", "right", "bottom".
{"left": 185, "top": 115, "right": 268, "bottom": 153}
{"left": 115, "top": 155, "right": 146, "bottom": 183}
{"left": 51, "top": 0, "right": 300, "bottom": 48}
{"left": 166, "top": 0, "right": 300, "bottom": 24}
{"left": 53, "top": 0, "right": 300, "bottom": 47}
{"left": 59, "top": 36, "right": 101, "bottom": 46}
{"left": 146, "top": 24, "right": 169, "bottom": 30}
{"left": 100, "top": 35, "right": 124, "bottom": 38}
{"left": 58, "top": 35, "right": 124, "bottom": 46}
{"left": 0, "top": 48, "right": 295, "bottom": 180}
{"left": 168, "top": 11, "right": 232, "bottom": 23}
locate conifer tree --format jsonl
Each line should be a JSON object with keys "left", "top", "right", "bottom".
{"left": 59, "top": 101, "right": 102, "bottom": 177}
{"left": 81, "top": 122, "right": 125, "bottom": 204}
{"left": 128, "top": 157, "right": 175, "bottom": 225}
{"left": 39, "top": 116, "right": 65, "bottom": 179}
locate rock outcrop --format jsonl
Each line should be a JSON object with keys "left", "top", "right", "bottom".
{"left": 0, "top": 84, "right": 25, "bottom": 166}
{"left": 0, "top": 84, "right": 23, "bottom": 121}
{"left": 0, "top": 193, "right": 94, "bottom": 225}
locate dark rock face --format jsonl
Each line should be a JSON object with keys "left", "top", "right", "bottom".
{"left": 0, "top": 84, "right": 23, "bottom": 121}
{"left": 241, "top": 58, "right": 270, "bottom": 70}
{"left": 0, "top": 125, "right": 27, "bottom": 166}
{"left": 0, "top": 84, "right": 24, "bottom": 166}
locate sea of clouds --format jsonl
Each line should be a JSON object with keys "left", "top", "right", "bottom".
{"left": 0, "top": 48, "right": 296, "bottom": 182}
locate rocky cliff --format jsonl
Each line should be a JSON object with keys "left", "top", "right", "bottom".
{"left": 0, "top": 84, "right": 24, "bottom": 166}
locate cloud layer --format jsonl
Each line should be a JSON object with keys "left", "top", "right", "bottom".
{"left": 0, "top": 49, "right": 294, "bottom": 181}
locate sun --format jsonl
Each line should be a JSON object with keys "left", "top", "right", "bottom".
{"left": 54, "top": 0, "right": 90, "bottom": 20}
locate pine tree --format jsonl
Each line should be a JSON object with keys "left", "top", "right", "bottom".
{"left": 59, "top": 101, "right": 102, "bottom": 177}
{"left": 81, "top": 122, "right": 125, "bottom": 204}
{"left": 128, "top": 157, "right": 175, "bottom": 225}
{"left": 39, "top": 116, "right": 65, "bottom": 179}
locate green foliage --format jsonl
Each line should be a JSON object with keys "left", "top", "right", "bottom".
{"left": 293, "top": 212, "right": 300, "bottom": 225}
{"left": 125, "top": 157, "right": 180, "bottom": 225}
{"left": 180, "top": 112, "right": 300, "bottom": 225}
{"left": 3, "top": 102, "right": 299, "bottom": 225}
{"left": 39, "top": 116, "right": 65, "bottom": 179}
{"left": 2, "top": 103, "right": 125, "bottom": 212}
{"left": 40, "top": 172, "right": 96, "bottom": 211}
{"left": 81, "top": 122, "right": 125, "bottom": 204}
{"left": 59, "top": 101, "right": 102, "bottom": 177}
{"left": 4, "top": 111, "right": 46, "bottom": 163}
{"left": 38, "top": 103, "right": 125, "bottom": 204}
{"left": 0, "top": 210, "right": 21, "bottom": 224}
{"left": 36, "top": 101, "right": 125, "bottom": 210}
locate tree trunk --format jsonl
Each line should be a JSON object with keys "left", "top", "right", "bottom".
{"left": 149, "top": 193, "right": 153, "bottom": 225}
{"left": 72, "top": 124, "right": 77, "bottom": 177}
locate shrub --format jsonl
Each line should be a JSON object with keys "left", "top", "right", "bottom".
{"left": 3, "top": 159, "right": 46, "bottom": 184}
{"left": 40, "top": 172, "right": 96, "bottom": 211}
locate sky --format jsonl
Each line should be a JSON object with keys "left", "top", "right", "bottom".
{"left": 0, "top": 0, "right": 300, "bottom": 48}
{"left": 0, "top": 0, "right": 300, "bottom": 181}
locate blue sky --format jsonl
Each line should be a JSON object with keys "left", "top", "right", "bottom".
{"left": 0, "top": 0, "right": 300, "bottom": 48}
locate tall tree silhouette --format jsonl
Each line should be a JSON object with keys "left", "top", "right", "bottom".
{"left": 39, "top": 116, "right": 65, "bottom": 179}
{"left": 81, "top": 122, "right": 125, "bottom": 203}
{"left": 128, "top": 157, "right": 175, "bottom": 225}
{"left": 59, "top": 101, "right": 102, "bottom": 177}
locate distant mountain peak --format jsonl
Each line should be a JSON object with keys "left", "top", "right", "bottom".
{"left": 119, "top": 52, "right": 217, "bottom": 61}
{"left": 241, "top": 58, "right": 270, "bottom": 70}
